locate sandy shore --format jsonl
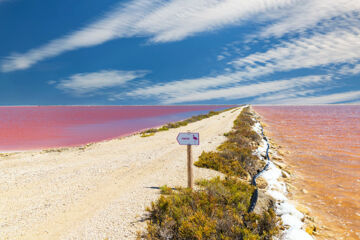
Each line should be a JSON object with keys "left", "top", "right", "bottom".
{"left": 0, "top": 107, "right": 242, "bottom": 240}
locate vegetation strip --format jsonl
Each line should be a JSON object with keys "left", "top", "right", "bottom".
{"left": 140, "top": 107, "right": 237, "bottom": 137}
{"left": 139, "top": 107, "right": 280, "bottom": 240}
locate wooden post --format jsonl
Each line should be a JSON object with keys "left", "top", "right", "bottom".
{"left": 187, "top": 144, "right": 193, "bottom": 189}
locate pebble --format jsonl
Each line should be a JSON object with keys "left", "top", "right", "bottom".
{"left": 282, "top": 171, "right": 290, "bottom": 178}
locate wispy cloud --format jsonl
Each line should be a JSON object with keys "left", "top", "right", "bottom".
{"left": 122, "top": 1, "right": 360, "bottom": 105}
{"left": 137, "top": 0, "right": 298, "bottom": 43}
{"left": 258, "top": 0, "right": 360, "bottom": 38}
{"left": 254, "top": 90, "right": 360, "bottom": 104}
{"left": 250, "top": 89, "right": 319, "bottom": 104}
{"left": 1, "top": 0, "right": 157, "bottom": 72}
{"left": 232, "top": 27, "right": 360, "bottom": 74}
{"left": 126, "top": 24, "right": 360, "bottom": 104}
{"left": 126, "top": 71, "right": 249, "bottom": 100}
{"left": 1, "top": 0, "right": 299, "bottom": 72}
{"left": 339, "top": 63, "right": 360, "bottom": 76}
{"left": 164, "top": 75, "right": 331, "bottom": 104}
{"left": 126, "top": 74, "right": 331, "bottom": 104}
{"left": 55, "top": 70, "right": 148, "bottom": 95}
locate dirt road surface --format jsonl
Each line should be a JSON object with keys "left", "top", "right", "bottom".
{"left": 0, "top": 107, "right": 242, "bottom": 240}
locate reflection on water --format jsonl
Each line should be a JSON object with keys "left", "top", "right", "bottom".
{"left": 254, "top": 105, "right": 360, "bottom": 240}
{"left": 0, "top": 105, "right": 231, "bottom": 151}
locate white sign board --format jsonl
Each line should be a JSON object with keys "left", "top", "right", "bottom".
{"left": 177, "top": 132, "right": 200, "bottom": 145}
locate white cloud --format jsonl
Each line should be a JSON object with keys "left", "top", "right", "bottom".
{"left": 126, "top": 71, "right": 248, "bottom": 99}
{"left": 123, "top": 10, "right": 360, "bottom": 104}
{"left": 250, "top": 89, "right": 317, "bottom": 103}
{"left": 259, "top": 0, "right": 360, "bottom": 38}
{"left": 126, "top": 74, "right": 330, "bottom": 103}
{"left": 163, "top": 75, "right": 331, "bottom": 104}
{"left": 126, "top": 25, "right": 360, "bottom": 103}
{"left": 255, "top": 90, "right": 360, "bottom": 105}
{"left": 56, "top": 70, "right": 148, "bottom": 95}
{"left": 1, "top": 0, "right": 299, "bottom": 72}
{"left": 137, "top": 0, "right": 299, "bottom": 43}
{"left": 1, "top": 0, "right": 157, "bottom": 72}
{"left": 339, "top": 63, "right": 360, "bottom": 75}
{"left": 217, "top": 55, "right": 225, "bottom": 61}
{"left": 232, "top": 27, "right": 360, "bottom": 74}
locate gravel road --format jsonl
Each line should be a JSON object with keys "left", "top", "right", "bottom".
{"left": 0, "top": 107, "right": 242, "bottom": 240}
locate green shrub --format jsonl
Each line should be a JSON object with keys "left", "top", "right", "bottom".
{"left": 160, "top": 185, "right": 173, "bottom": 195}
{"left": 141, "top": 132, "right": 156, "bottom": 137}
{"left": 141, "top": 177, "right": 279, "bottom": 240}
{"left": 195, "top": 107, "right": 263, "bottom": 177}
{"left": 195, "top": 151, "right": 249, "bottom": 179}
{"left": 158, "top": 126, "right": 169, "bottom": 131}
{"left": 140, "top": 107, "right": 237, "bottom": 137}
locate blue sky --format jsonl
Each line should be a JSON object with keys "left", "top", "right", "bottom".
{"left": 1, "top": 0, "right": 359, "bottom": 105}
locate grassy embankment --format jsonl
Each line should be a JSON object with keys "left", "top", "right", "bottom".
{"left": 139, "top": 107, "right": 280, "bottom": 240}
{"left": 140, "top": 107, "right": 237, "bottom": 137}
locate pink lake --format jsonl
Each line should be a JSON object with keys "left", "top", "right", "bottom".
{"left": 0, "top": 105, "right": 233, "bottom": 151}
{"left": 254, "top": 105, "right": 360, "bottom": 239}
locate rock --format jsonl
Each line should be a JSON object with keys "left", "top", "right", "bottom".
{"left": 256, "top": 176, "right": 268, "bottom": 189}
{"left": 302, "top": 189, "right": 308, "bottom": 194}
{"left": 305, "top": 224, "right": 317, "bottom": 235}
{"left": 285, "top": 168, "right": 293, "bottom": 175}
{"left": 278, "top": 149, "right": 285, "bottom": 157}
{"left": 273, "top": 160, "right": 287, "bottom": 170}
{"left": 296, "top": 205, "right": 311, "bottom": 216}
{"left": 253, "top": 190, "right": 275, "bottom": 215}
{"left": 307, "top": 216, "right": 315, "bottom": 222}
{"left": 281, "top": 171, "right": 290, "bottom": 178}
{"left": 272, "top": 155, "right": 283, "bottom": 161}
{"left": 286, "top": 183, "right": 296, "bottom": 191}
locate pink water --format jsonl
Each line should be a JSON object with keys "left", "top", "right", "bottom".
{"left": 254, "top": 105, "right": 360, "bottom": 239}
{"left": 0, "top": 106, "right": 232, "bottom": 151}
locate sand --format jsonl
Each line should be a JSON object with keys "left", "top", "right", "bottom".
{"left": 0, "top": 107, "right": 242, "bottom": 240}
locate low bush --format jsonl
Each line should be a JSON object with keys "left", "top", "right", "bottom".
{"left": 195, "top": 107, "right": 263, "bottom": 177}
{"left": 141, "top": 128, "right": 158, "bottom": 137}
{"left": 195, "top": 151, "right": 249, "bottom": 179}
{"left": 140, "top": 108, "right": 236, "bottom": 137}
{"left": 141, "top": 132, "right": 156, "bottom": 137}
{"left": 160, "top": 185, "right": 173, "bottom": 195}
{"left": 141, "top": 177, "right": 279, "bottom": 240}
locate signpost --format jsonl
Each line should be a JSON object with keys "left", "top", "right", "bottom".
{"left": 177, "top": 133, "right": 199, "bottom": 189}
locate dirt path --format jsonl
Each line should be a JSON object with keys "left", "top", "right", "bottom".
{"left": 0, "top": 107, "right": 242, "bottom": 240}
